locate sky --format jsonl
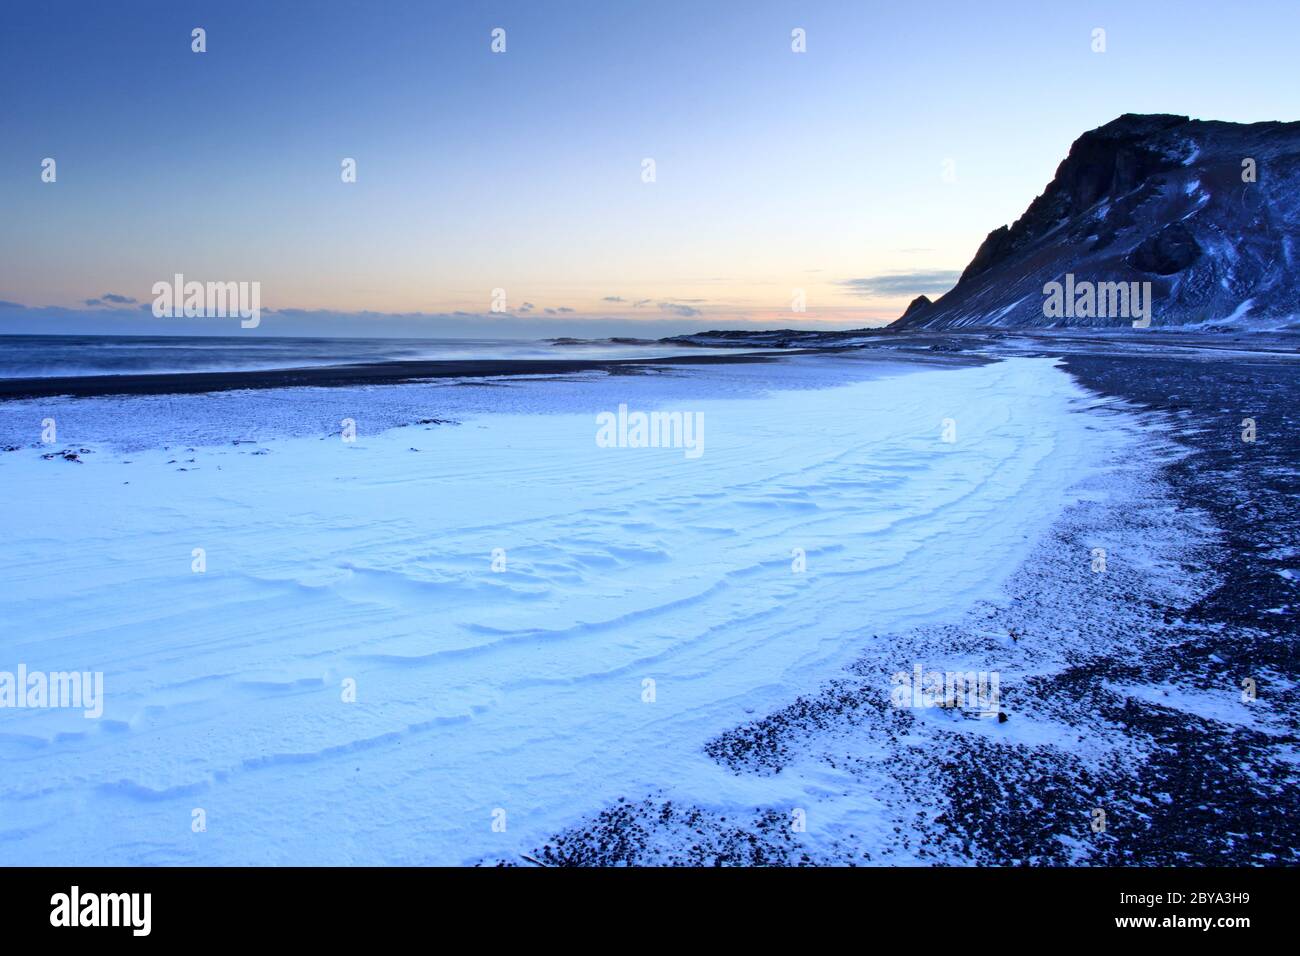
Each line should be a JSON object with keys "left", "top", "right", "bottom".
{"left": 2, "top": 0, "right": 1298, "bottom": 338}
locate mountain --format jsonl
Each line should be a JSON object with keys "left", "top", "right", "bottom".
{"left": 890, "top": 114, "right": 1300, "bottom": 330}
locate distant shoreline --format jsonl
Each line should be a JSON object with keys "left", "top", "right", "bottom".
{"left": 0, "top": 350, "right": 804, "bottom": 401}
{"left": 1, "top": 329, "right": 1291, "bottom": 401}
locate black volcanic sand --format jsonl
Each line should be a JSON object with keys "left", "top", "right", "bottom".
{"left": 486, "top": 338, "right": 1298, "bottom": 866}
{"left": 1044, "top": 349, "right": 1299, "bottom": 863}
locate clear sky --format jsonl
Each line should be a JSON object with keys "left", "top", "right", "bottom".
{"left": 2, "top": 0, "right": 1297, "bottom": 337}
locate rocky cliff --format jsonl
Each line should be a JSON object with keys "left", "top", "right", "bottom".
{"left": 890, "top": 114, "right": 1300, "bottom": 329}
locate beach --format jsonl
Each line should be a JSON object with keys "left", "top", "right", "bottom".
{"left": 0, "top": 335, "right": 1295, "bottom": 865}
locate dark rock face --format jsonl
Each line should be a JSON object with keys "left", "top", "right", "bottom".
{"left": 891, "top": 114, "right": 1300, "bottom": 329}
{"left": 1128, "top": 222, "right": 1202, "bottom": 275}
{"left": 960, "top": 114, "right": 1188, "bottom": 285}
{"left": 901, "top": 294, "right": 933, "bottom": 319}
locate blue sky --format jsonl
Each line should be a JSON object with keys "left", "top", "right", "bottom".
{"left": 2, "top": 0, "right": 1297, "bottom": 337}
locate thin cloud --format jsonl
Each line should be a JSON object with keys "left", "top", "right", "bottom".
{"left": 839, "top": 270, "right": 960, "bottom": 298}
{"left": 85, "top": 293, "right": 138, "bottom": 307}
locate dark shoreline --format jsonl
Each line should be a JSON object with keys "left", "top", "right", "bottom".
{"left": 2, "top": 329, "right": 1293, "bottom": 401}
{"left": 0, "top": 350, "right": 807, "bottom": 401}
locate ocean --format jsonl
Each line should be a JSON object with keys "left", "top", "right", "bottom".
{"left": 0, "top": 334, "right": 707, "bottom": 379}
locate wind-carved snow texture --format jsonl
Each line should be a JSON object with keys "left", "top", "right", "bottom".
{"left": 508, "top": 362, "right": 1299, "bottom": 866}
{"left": 0, "top": 356, "right": 1136, "bottom": 866}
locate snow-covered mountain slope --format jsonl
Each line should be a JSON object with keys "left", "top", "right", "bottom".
{"left": 891, "top": 114, "right": 1300, "bottom": 330}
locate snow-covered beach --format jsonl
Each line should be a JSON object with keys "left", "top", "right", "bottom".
{"left": 0, "top": 348, "right": 1148, "bottom": 865}
{"left": 6, "top": 3, "right": 1300, "bottom": 932}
